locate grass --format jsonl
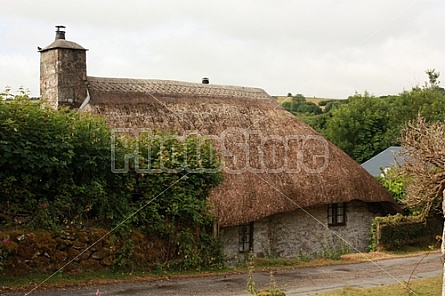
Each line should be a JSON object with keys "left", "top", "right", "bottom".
{"left": 249, "top": 247, "right": 439, "bottom": 270}
{"left": 0, "top": 264, "right": 243, "bottom": 293}
{"left": 314, "top": 275, "right": 442, "bottom": 296}
{"left": 0, "top": 270, "right": 143, "bottom": 291}
{"left": 0, "top": 266, "right": 235, "bottom": 291}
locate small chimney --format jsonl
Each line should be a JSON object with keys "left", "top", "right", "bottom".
{"left": 202, "top": 77, "right": 209, "bottom": 84}
{"left": 55, "top": 25, "right": 66, "bottom": 40}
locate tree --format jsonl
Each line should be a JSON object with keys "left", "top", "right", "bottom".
{"left": 0, "top": 86, "right": 30, "bottom": 100}
{"left": 321, "top": 70, "right": 445, "bottom": 163}
{"left": 282, "top": 94, "right": 322, "bottom": 115}
{"left": 399, "top": 116, "right": 445, "bottom": 295}
{"left": 323, "top": 92, "right": 393, "bottom": 163}
{"left": 291, "top": 93, "right": 306, "bottom": 105}
{"left": 426, "top": 68, "right": 440, "bottom": 89}
{"left": 323, "top": 99, "right": 348, "bottom": 113}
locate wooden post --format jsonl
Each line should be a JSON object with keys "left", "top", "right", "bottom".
{"left": 213, "top": 221, "right": 219, "bottom": 238}
{"left": 377, "top": 220, "right": 382, "bottom": 252}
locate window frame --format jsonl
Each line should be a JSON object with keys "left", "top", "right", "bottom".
{"left": 328, "top": 202, "right": 347, "bottom": 226}
{"left": 238, "top": 222, "right": 254, "bottom": 253}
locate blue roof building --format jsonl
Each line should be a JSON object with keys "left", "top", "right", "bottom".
{"left": 361, "top": 146, "right": 403, "bottom": 176}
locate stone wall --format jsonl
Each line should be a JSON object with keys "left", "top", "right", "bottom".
{"left": 221, "top": 201, "right": 376, "bottom": 262}
{"left": 0, "top": 201, "right": 377, "bottom": 274}
{"left": 0, "top": 228, "right": 165, "bottom": 276}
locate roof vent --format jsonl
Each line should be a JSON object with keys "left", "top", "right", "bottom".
{"left": 202, "top": 77, "right": 209, "bottom": 84}
{"left": 55, "top": 25, "right": 66, "bottom": 40}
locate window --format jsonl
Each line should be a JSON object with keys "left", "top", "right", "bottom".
{"left": 239, "top": 222, "right": 254, "bottom": 253}
{"left": 328, "top": 203, "right": 346, "bottom": 226}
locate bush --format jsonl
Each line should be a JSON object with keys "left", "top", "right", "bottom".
{"left": 0, "top": 98, "right": 225, "bottom": 271}
{"left": 369, "top": 214, "right": 442, "bottom": 251}
{"left": 0, "top": 99, "right": 114, "bottom": 227}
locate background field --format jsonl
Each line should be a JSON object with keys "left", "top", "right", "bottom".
{"left": 274, "top": 96, "right": 340, "bottom": 105}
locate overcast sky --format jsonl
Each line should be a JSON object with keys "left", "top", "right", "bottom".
{"left": 1, "top": 0, "right": 444, "bottom": 98}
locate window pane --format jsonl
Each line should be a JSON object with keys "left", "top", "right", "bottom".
{"left": 337, "top": 206, "right": 344, "bottom": 215}
{"left": 337, "top": 215, "right": 344, "bottom": 223}
{"left": 239, "top": 223, "right": 253, "bottom": 252}
{"left": 328, "top": 203, "right": 346, "bottom": 225}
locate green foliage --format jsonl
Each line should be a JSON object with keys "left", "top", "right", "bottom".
{"left": 317, "top": 276, "right": 441, "bottom": 296}
{"left": 323, "top": 92, "right": 395, "bottom": 163}
{"left": 426, "top": 68, "right": 440, "bottom": 88}
{"left": 112, "top": 238, "right": 135, "bottom": 270}
{"left": 0, "top": 99, "right": 114, "bottom": 228}
{"left": 0, "top": 244, "right": 7, "bottom": 272}
{"left": 287, "top": 70, "right": 445, "bottom": 163}
{"left": 323, "top": 99, "right": 348, "bottom": 112}
{"left": 0, "top": 98, "right": 224, "bottom": 271}
{"left": 246, "top": 252, "right": 256, "bottom": 296}
{"left": 369, "top": 214, "right": 442, "bottom": 251}
{"left": 322, "top": 83, "right": 445, "bottom": 163}
{"left": 0, "top": 86, "right": 30, "bottom": 101}
{"left": 299, "top": 102, "right": 322, "bottom": 114}
{"left": 246, "top": 252, "right": 286, "bottom": 296}
{"left": 114, "top": 132, "right": 224, "bottom": 270}
{"left": 376, "top": 168, "right": 407, "bottom": 208}
{"left": 281, "top": 94, "right": 322, "bottom": 115}
{"left": 368, "top": 218, "right": 379, "bottom": 252}
{"left": 299, "top": 112, "right": 332, "bottom": 132}
{"left": 319, "top": 240, "right": 349, "bottom": 260}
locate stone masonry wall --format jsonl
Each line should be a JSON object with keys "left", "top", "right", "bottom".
{"left": 40, "top": 50, "right": 59, "bottom": 109}
{"left": 222, "top": 201, "right": 376, "bottom": 262}
{"left": 40, "top": 48, "right": 87, "bottom": 109}
{"left": 0, "top": 227, "right": 165, "bottom": 276}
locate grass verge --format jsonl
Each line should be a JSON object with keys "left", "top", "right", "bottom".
{"left": 314, "top": 275, "right": 442, "bottom": 296}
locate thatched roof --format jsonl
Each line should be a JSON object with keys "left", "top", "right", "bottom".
{"left": 84, "top": 76, "right": 400, "bottom": 227}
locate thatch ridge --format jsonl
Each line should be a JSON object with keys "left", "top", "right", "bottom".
{"left": 85, "top": 76, "right": 400, "bottom": 227}
{"left": 87, "top": 76, "right": 272, "bottom": 105}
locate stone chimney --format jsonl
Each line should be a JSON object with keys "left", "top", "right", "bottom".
{"left": 39, "top": 26, "right": 88, "bottom": 109}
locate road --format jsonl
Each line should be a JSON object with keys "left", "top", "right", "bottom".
{"left": 2, "top": 252, "right": 442, "bottom": 296}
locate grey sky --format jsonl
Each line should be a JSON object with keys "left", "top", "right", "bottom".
{"left": 1, "top": 0, "right": 444, "bottom": 98}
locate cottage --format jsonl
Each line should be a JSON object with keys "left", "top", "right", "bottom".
{"left": 39, "top": 27, "right": 400, "bottom": 261}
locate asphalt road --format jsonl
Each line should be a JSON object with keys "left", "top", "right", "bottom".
{"left": 3, "top": 252, "right": 442, "bottom": 296}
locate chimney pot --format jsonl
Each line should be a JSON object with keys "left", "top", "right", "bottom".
{"left": 202, "top": 77, "right": 209, "bottom": 84}
{"left": 55, "top": 25, "right": 66, "bottom": 40}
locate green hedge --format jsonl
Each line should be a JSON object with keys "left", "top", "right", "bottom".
{"left": 0, "top": 98, "right": 224, "bottom": 271}
{"left": 370, "top": 214, "right": 443, "bottom": 251}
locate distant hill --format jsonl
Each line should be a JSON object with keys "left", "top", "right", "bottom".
{"left": 274, "top": 96, "right": 341, "bottom": 106}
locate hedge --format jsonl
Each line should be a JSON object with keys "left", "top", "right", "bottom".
{"left": 0, "top": 99, "right": 224, "bottom": 272}
{"left": 369, "top": 214, "right": 443, "bottom": 251}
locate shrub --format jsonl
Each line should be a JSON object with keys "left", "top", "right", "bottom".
{"left": 0, "top": 98, "right": 225, "bottom": 271}
{"left": 369, "top": 214, "right": 442, "bottom": 251}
